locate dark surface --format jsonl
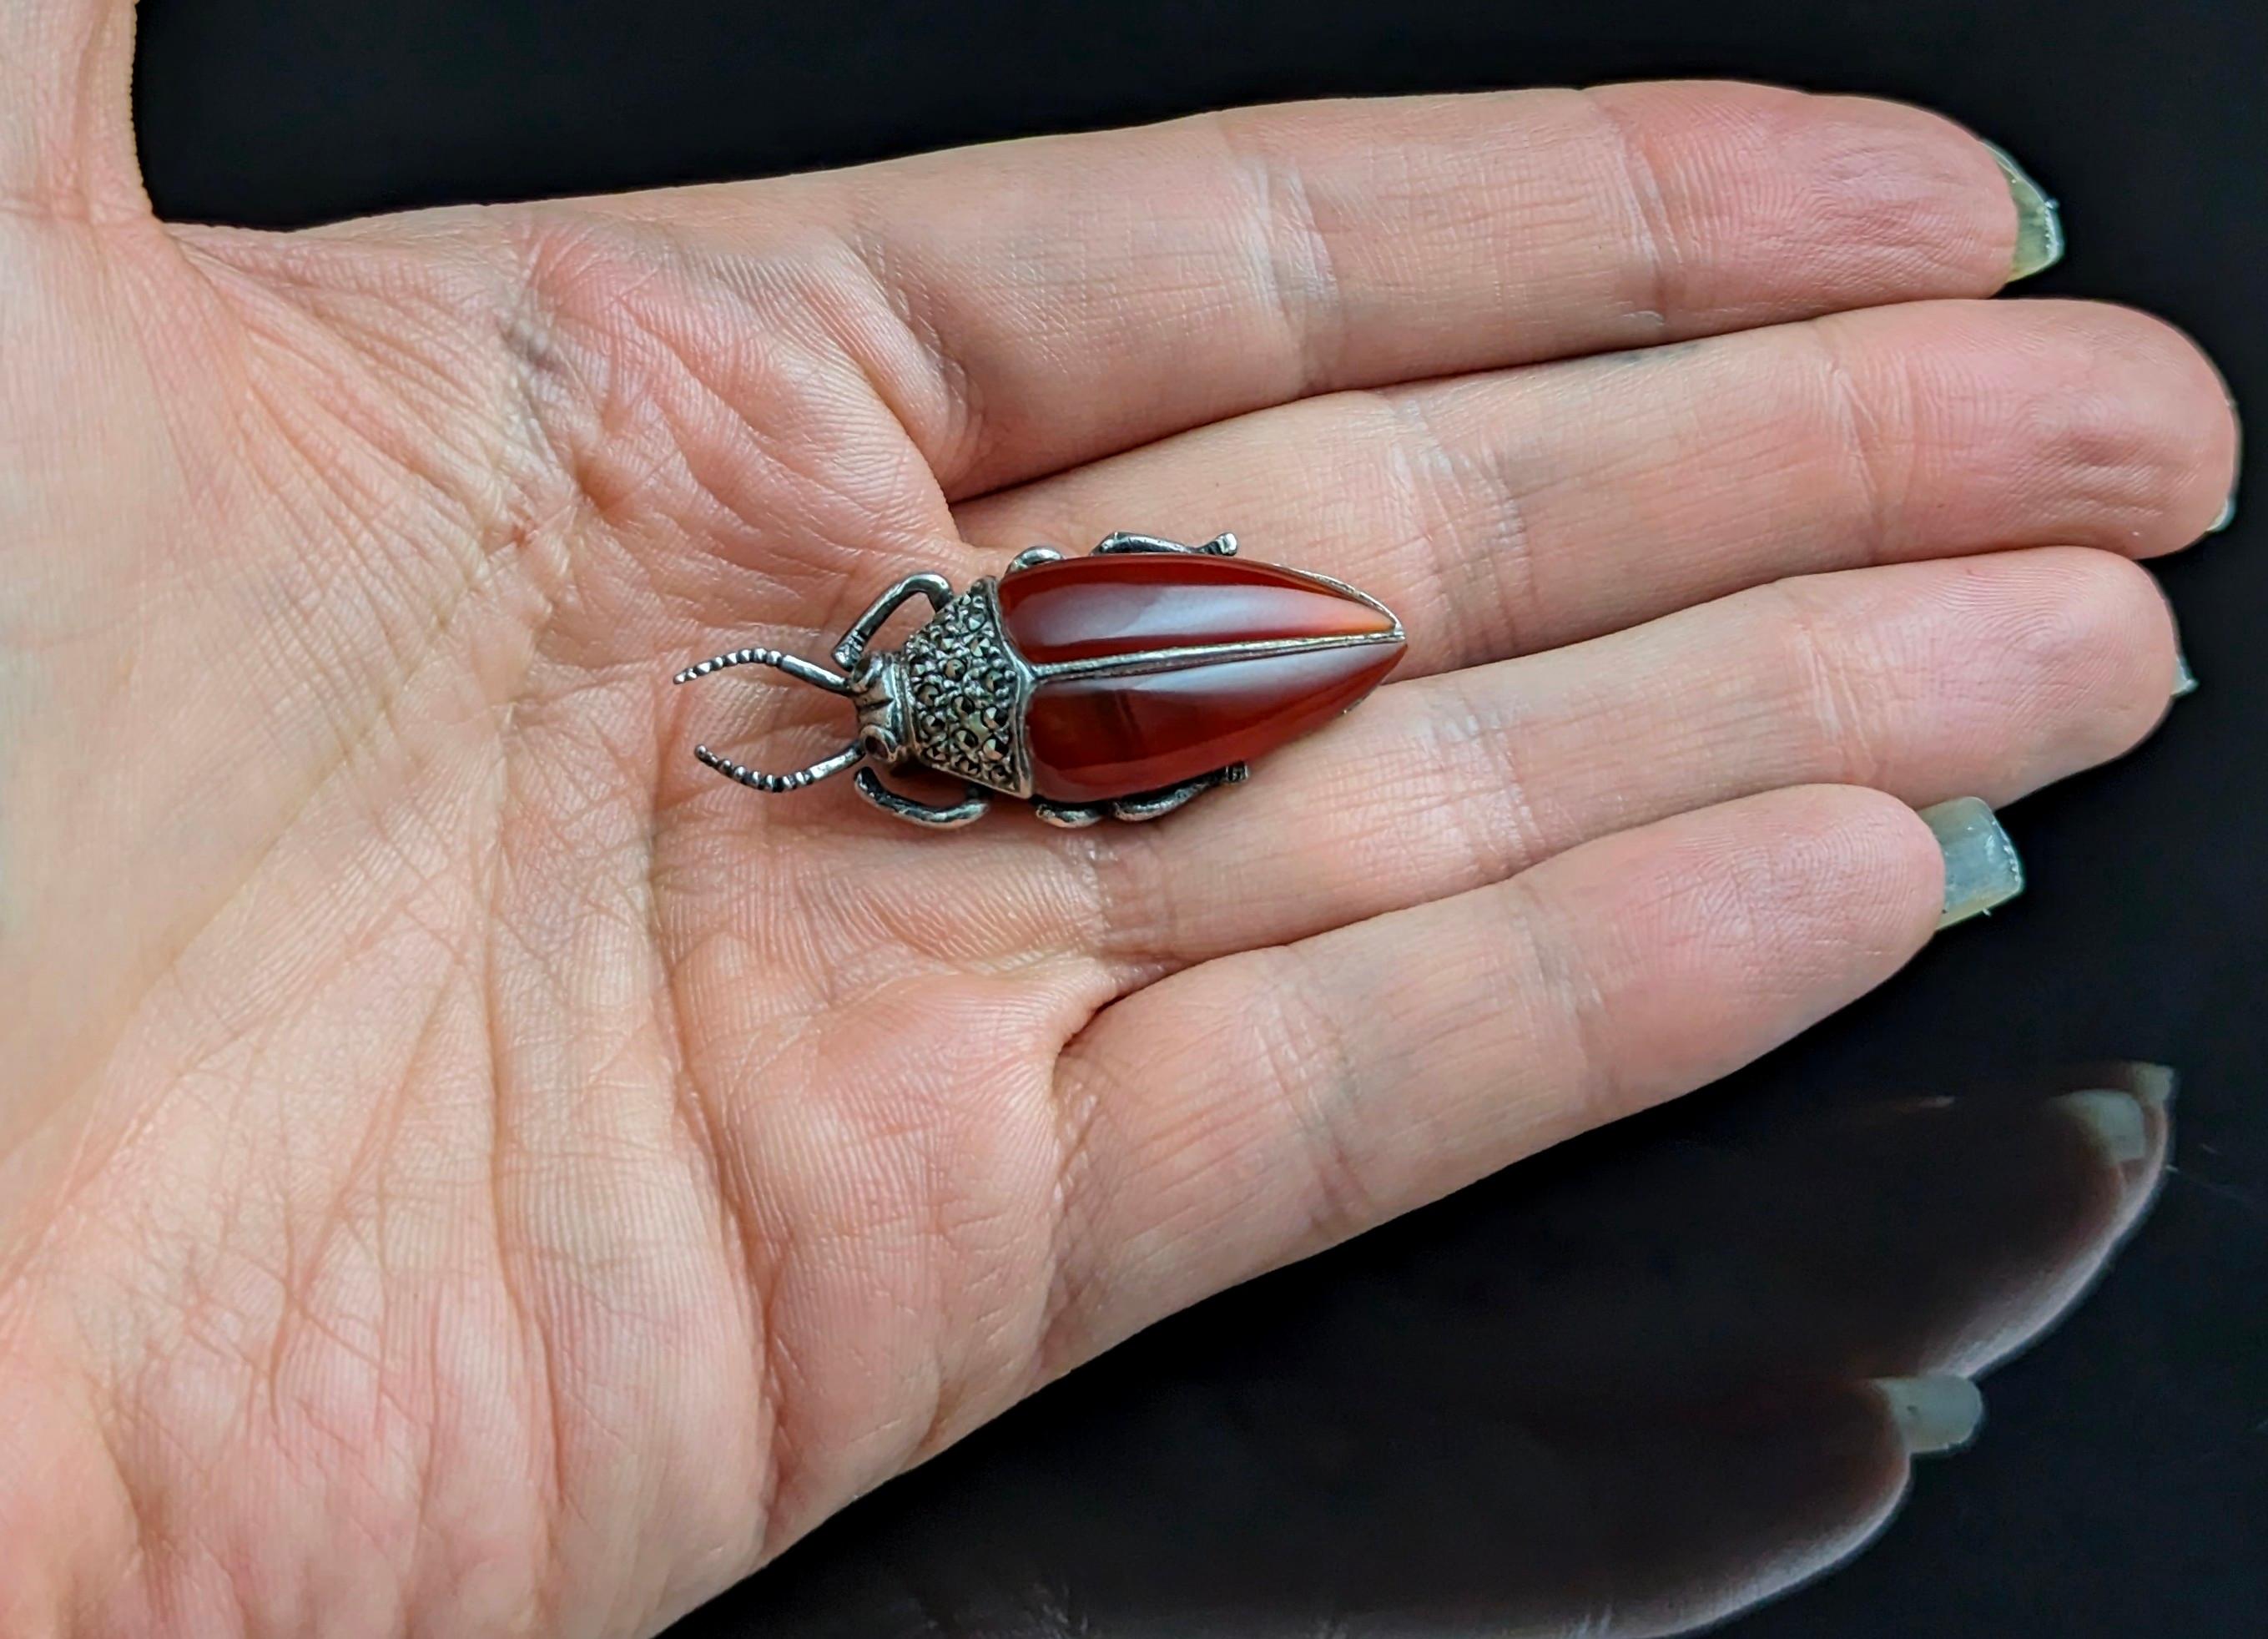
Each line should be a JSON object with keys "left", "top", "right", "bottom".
{"left": 134, "top": 1, "right": 2268, "bottom": 1633}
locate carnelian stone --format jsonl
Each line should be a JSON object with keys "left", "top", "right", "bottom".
{"left": 999, "top": 554, "right": 1404, "bottom": 803}
{"left": 996, "top": 555, "right": 1397, "bottom": 663}
{"left": 1025, "top": 643, "right": 1402, "bottom": 802}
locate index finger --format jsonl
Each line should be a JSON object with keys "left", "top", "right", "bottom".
{"left": 617, "top": 81, "right": 2044, "bottom": 494}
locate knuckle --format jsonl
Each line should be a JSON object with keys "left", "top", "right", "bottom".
{"left": 1372, "top": 385, "right": 1541, "bottom": 670}
{"left": 1497, "top": 872, "right": 1628, "bottom": 1132}
{"left": 1756, "top": 577, "right": 1893, "bottom": 790}
{"left": 1240, "top": 951, "right": 1378, "bottom": 1248}
{"left": 1208, "top": 108, "right": 1348, "bottom": 396}
{"left": 1418, "top": 671, "right": 1554, "bottom": 883}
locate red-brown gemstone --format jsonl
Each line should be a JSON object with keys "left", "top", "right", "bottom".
{"left": 997, "top": 555, "right": 1396, "bottom": 663}
{"left": 996, "top": 555, "right": 1404, "bottom": 803}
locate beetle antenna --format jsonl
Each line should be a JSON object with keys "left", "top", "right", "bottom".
{"left": 693, "top": 741, "right": 865, "bottom": 794}
{"left": 675, "top": 643, "right": 868, "bottom": 794}
{"left": 673, "top": 646, "right": 850, "bottom": 693}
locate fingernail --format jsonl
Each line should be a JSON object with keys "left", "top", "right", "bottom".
{"left": 2173, "top": 650, "right": 2199, "bottom": 698}
{"left": 2051, "top": 1089, "right": 2150, "bottom": 1164}
{"left": 1984, "top": 140, "right": 2064, "bottom": 280}
{"left": 1872, "top": 1375, "right": 1984, "bottom": 1456}
{"left": 1920, "top": 797, "right": 2025, "bottom": 930}
{"left": 2209, "top": 401, "right": 2240, "bottom": 532}
{"left": 2129, "top": 1062, "right": 2178, "bottom": 1111}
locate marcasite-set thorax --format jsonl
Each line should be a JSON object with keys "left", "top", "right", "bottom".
{"left": 887, "top": 581, "right": 1038, "bottom": 797}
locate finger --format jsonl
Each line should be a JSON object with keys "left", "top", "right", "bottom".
{"left": 961, "top": 298, "right": 2237, "bottom": 675}
{"left": 1043, "top": 784, "right": 1947, "bottom": 1374}
{"left": 621, "top": 83, "right": 2030, "bottom": 494}
{"left": 723, "top": 1374, "right": 1947, "bottom": 1639}
{"left": 1088, "top": 547, "right": 2171, "bottom": 968}
{"left": 0, "top": 0, "right": 142, "bottom": 214}
{"left": 1316, "top": 1081, "right": 2169, "bottom": 1404}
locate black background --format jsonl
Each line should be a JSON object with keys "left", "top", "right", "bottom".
{"left": 133, "top": 2, "right": 2266, "bottom": 1633}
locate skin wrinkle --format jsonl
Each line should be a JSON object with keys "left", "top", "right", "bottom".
{"left": 1425, "top": 665, "right": 1554, "bottom": 887}
{"left": 0, "top": 189, "right": 140, "bottom": 224}
{"left": 367, "top": 986, "right": 487, "bottom": 1626}
{"left": 1573, "top": 88, "right": 1680, "bottom": 336}
{"left": 1374, "top": 381, "right": 1540, "bottom": 673}
{"left": 829, "top": 211, "right": 995, "bottom": 494}
{"left": 475, "top": 698, "right": 768, "bottom": 1629}
{"left": 1257, "top": 945, "right": 1388, "bottom": 1256}
{"left": 647, "top": 899, "right": 784, "bottom": 1575}
{"left": 174, "top": 1008, "right": 418, "bottom": 1618}
{"left": 8, "top": 288, "right": 548, "bottom": 1160}
{"left": 78, "top": 1386, "right": 159, "bottom": 1626}
{"left": 190, "top": 271, "right": 508, "bottom": 564}
{"left": 1498, "top": 868, "right": 1629, "bottom": 1137}
{"left": 1211, "top": 107, "right": 1350, "bottom": 406}
{"left": 1768, "top": 578, "right": 1888, "bottom": 793}
{"left": 1035, "top": 1051, "right": 1111, "bottom": 1385}
{"left": 590, "top": 260, "right": 964, "bottom": 653}
{"left": 499, "top": 219, "right": 737, "bottom": 562}
{"left": 1806, "top": 316, "right": 1907, "bottom": 567}
{"left": 473, "top": 735, "right": 572, "bottom": 1635}
{"left": 1072, "top": 823, "right": 1192, "bottom": 984}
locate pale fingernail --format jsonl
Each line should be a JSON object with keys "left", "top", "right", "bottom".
{"left": 1920, "top": 797, "right": 2025, "bottom": 930}
{"left": 1983, "top": 140, "right": 2064, "bottom": 280}
{"left": 2173, "top": 650, "right": 2199, "bottom": 698}
{"left": 1872, "top": 1375, "right": 1985, "bottom": 1456}
{"left": 2209, "top": 401, "right": 2240, "bottom": 532}
{"left": 2051, "top": 1089, "right": 2150, "bottom": 1164}
{"left": 2129, "top": 1062, "right": 2178, "bottom": 1111}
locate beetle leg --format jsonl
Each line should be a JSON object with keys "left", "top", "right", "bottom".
{"left": 1005, "top": 546, "right": 1065, "bottom": 574}
{"left": 1031, "top": 798, "right": 1106, "bottom": 829}
{"left": 853, "top": 768, "right": 991, "bottom": 828}
{"left": 1103, "top": 762, "right": 1250, "bottom": 821}
{"left": 1091, "top": 531, "right": 1238, "bottom": 558}
{"left": 832, "top": 572, "right": 954, "bottom": 670}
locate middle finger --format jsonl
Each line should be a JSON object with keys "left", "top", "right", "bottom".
{"left": 960, "top": 297, "right": 2234, "bottom": 676}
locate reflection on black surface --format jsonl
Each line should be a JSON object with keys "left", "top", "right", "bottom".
{"left": 673, "top": 1064, "right": 2171, "bottom": 1638}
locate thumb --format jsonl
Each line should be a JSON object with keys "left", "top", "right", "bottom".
{"left": 3, "top": 0, "right": 144, "bottom": 217}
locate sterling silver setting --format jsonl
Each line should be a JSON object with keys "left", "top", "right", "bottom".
{"left": 673, "top": 531, "right": 1402, "bottom": 829}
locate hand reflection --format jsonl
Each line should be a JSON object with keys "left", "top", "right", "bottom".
{"left": 678, "top": 1064, "right": 2171, "bottom": 1638}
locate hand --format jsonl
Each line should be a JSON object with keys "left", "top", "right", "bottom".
{"left": 0, "top": 4, "right": 2234, "bottom": 1630}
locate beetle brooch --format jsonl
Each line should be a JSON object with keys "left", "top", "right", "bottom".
{"left": 673, "top": 531, "right": 1405, "bottom": 828}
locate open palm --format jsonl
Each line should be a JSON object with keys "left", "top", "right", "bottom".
{"left": 0, "top": 8, "right": 2235, "bottom": 1635}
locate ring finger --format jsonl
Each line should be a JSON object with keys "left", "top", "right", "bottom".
{"left": 1082, "top": 544, "right": 2176, "bottom": 970}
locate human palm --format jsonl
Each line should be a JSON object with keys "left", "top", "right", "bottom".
{"left": 0, "top": 10, "right": 2235, "bottom": 1636}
